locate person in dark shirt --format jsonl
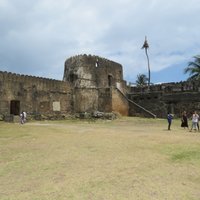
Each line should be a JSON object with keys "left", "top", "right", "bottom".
{"left": 181, "top": 111, "right": 189, "bottom": 129}
{"left": 167, "top": 112, "right": 173, "bottom": 130}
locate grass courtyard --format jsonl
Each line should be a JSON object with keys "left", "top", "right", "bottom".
{"left": 0, "top": 117, "right": 200, "bottom": 200}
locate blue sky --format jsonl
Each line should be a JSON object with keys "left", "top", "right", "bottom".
{"left": 0, "top": 0, "right": 200, "bottom": 84}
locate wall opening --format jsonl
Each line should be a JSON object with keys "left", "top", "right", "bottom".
{"left": 108, "top": 75, "right": 112, "bottom": 87}
{"left": 10, "top": 100, "right": 20, "bottom": 115}
{"left": 69, "top": 73, "right": 78, "bottom": 83}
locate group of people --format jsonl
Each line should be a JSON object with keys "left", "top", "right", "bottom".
{"left": 167, "top": 110, "right": 200, "bottom": 132}
{"left": 20, "top": 111, "right": 27, "bottom": 124}
{"left": 181, "top": 110, "right": 200, "bottom": 132}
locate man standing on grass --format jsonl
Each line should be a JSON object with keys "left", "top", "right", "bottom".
{"left": 167, "top": 112, "right": 173, "bottom": 130}
{"left": 190, "top": 111, "right": 199, "bottom": 132}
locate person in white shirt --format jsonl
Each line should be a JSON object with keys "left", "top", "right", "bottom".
{"left": 190, "top": 111, "right": 199, "bottom": 132}
{"left": 22, "top": 111, "right": 27, "bottom": 123}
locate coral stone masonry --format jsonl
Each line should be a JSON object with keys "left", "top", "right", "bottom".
{"left": 0, "top": 54, "right": 200, "bottom": 121}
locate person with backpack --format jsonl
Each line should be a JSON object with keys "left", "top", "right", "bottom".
{"left": 20, "top": 111, "right": 27, "bottom": 124}
{"left": 20, "top": 111, "right": 24, "bottom": 124}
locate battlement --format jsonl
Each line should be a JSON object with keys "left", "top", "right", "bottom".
{"left": 63, "top": 54, "right": 124, "bottom": 88}
{"left": 2, "top": 53, "right": 199, "bottom": 120}
{"left": 129, "top": 80, "right": 200, "bottom": 94}
{"left": 65, "top": 54, "right": 122, "bottom": 67}
{"left": 0, "top": 70, "right": 68, "bottom": 89}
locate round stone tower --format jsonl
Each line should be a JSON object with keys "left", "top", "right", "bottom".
{"left": 63, "top": 54, "right": 129, "bottom": 115}
{"left": 63, "top": 54, "right": 124, "bottom": 88}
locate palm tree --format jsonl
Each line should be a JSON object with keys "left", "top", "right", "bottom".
{"left": 184, "top": 55, "right": 200, "bottom": 81}
{"left": 136, "top": 74, "right": 148, "bottom": 87}
{"left": 142, "top": 36, "right": 150, "bottom": 89}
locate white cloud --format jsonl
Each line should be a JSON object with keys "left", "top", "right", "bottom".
{"left": 0, "top": 0, "right": 200, "bottom": 82}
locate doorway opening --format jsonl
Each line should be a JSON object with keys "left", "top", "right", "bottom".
{"left": 10, "top": 100, "right": 20, "bottom": 115}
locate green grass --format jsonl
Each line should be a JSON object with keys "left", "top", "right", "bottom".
{"left": 161, "top": 145, "right": 200, "bottom": 163}
{"left": 172, "top": 150, "right": 200, "bottom": 161}
{"left": 0, "top": 118, "right": 200, "bottom": 200}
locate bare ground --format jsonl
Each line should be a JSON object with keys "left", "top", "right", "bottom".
{"left": 0, "top": 117, "right": 200, "bottom": 200}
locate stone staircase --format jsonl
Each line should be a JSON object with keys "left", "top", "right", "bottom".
{"left": 116, "top": 87, "right": 156, "bottom": 118}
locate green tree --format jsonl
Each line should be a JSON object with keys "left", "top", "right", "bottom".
{"left": 136, "top": 74, "right": 148, "bottom": 87}
{"left": 184, "top": 55, "right": 200, "bottom": 81}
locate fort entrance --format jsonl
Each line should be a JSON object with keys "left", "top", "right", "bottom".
{"left": 10, "top": 100, "right": 20, "bottom": 115}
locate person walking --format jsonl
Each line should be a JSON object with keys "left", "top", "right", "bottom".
{"left": 167, "top": 112, "right": 173, "bottom": 130}
{"left": 23, "top": 111, "right": 27, "bottom": 123}
{"left": 19, "top": 111, "right": 27, "bottom": 124}
{"left": 20, "top": 111, "right": 24, "bottom": 124}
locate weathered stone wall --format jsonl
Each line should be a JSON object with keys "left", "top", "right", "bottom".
{"left": 63, "top": 54, "right": 123, "bottom": 88}
{"left": 112, "top": 89, "right": 129, "bottom": 116}
{"left": 129, "top": 81, "right": 200, "bottom": 118}
{"left": 5, "top": 54, "right": 200, "bottom": 120}
{"left": 63, "top": 54, "right": 128, "bottom": 116}
{"left": 0, "top": 54, "right": 129, "bottom": 119}
{"left": 130, "top": 81, "right": 200, "bottom": 93}
{"left": 0, "top": 71, "right": 73, "bottom": 118}
{"left": 63, "top": 55, "right": 97, "bottom": 88}
{"left": 73, "top": 88, "right": 98, "bottom": 113}
{"left": 98, "top": 88, "right": 112, "bottom": 112}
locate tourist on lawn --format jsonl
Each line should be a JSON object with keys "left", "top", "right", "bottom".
{"left": 190, "top": 111, "right": 199, "bottom": 132}
{"left": 167, "top": 112, "right": 173, "bottom": 130}
{"left": 20, "top": 111, "right": 27, "bottom": 124}
{"left": 181, "top": 111, "right": 189, "bottom": 129}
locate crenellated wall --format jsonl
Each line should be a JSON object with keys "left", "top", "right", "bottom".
{"left": 63, "top": 54, "right": 124, "bottom": 88}
{"left": 0, "top": 54, "right": 130, "bottom": 120}
{"left": 130, "top": 81, "right": 200, "bottom": 94}
{"left": 128, "top": 81, "right": 200, "bottom": 118}
{"left": 0, "top": 71, "right": 73, "bottom": 119}
{"left": 2, "top": 54, "right": 199, "bottom": 120}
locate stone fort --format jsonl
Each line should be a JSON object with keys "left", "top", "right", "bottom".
{"left": 0, "top": 54, "right": 200, "bottom": 121}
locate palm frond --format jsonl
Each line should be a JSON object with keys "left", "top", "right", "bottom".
{"left": 193, "top": 55, "right": 200, "bottom": 60}
{"left": 187, "top": 74, "right": 199, "bottom": 81}
{"left": 188, "top": 61, "right": 200, "bottom": 68}
{"left": 184, "top": 54, "right": 200, "bottom": 80}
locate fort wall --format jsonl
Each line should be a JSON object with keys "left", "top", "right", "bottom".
{"left": 63, "top": 54, "right": 129, "bottom": 116}
{"left": 128, "top": 81, "right": 200, "bottom": 118}
{"left": 0, "top": 71, "right": 73, "bottom": 119}
{"left": 2, "top": 54, "right": 199, "bottom": 120}
{"left": 130, "top": 81, "right": 200, "bottom": 94}
{"left": 63, "top": 54, "right": 123, "bottom": 88}
{"left": 112, "top": 89, "right": 129, "bottom": 116}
